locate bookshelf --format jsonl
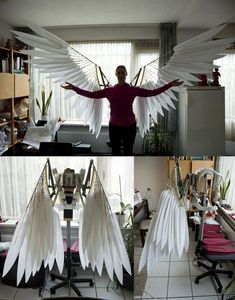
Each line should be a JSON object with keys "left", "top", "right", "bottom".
{"left": 0, "top": 47, "right": 29, "bottom": 146}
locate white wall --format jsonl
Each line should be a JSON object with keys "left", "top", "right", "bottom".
{"left": 134, "top": 157, "right": 168, "bottom": 211}
{"left": 0, "top": 20, "right": 13, "bottom": 47}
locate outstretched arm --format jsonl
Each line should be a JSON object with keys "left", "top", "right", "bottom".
{"left": 134, "top": 79, "right": 183, "bottom": 97}
{"left": 61, "top": 82, "right": 107, "bottom": 99}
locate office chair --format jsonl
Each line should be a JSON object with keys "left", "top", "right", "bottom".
{"left": 195, "top": 224, "right": 235, "bottom": 293}
{"left": 50, "top": 239, "right": 94, "bottom": 296}
{"left": 139, "top": 203, "right": 151, "bottom": 247}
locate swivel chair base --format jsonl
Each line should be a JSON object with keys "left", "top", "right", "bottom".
{"left": 195, "top": 261, "right": 233, "bottom": 293}
{"left": 50, "top": 271, "right": 94, "bottom": 296}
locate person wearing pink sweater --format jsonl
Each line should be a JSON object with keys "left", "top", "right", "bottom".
{"left": 62, "top": 65, "right": 183, "bottom": 155}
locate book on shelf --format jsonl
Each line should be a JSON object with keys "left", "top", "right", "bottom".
{"left": 0, "top": 52, "right": 10, "bottom": 73}
{"left": 1, "top": 59, "right": 9, "bottom": 73}
{"left": 13, "top": 56, "right": 25, "bottom": 74}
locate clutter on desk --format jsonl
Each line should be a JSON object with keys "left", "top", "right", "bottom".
{"left": 23, "top": 118, "right": 62, "bottom": 149}
{"left": 14, "top": 98, "right": 29, "bottom": 119}
{"left": 0, "top": 130, "right": 7, "bottom": 152}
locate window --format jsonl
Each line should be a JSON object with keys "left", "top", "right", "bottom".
{"left": 32, "top": 40, "right": 159, "bottom": 124}
{"left": 0, "top": 157, "right": 133, "bottom": 219}
{"left": 214, "top": 50, "right": 235, "bottom": 140}
{"left": 217, "top": 156, "right": 235, "bottom": 209}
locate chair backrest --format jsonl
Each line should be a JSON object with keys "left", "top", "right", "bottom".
{"left": 134, "top": 199, "right": 150, "bottom": 219}
{"left": 39, "top": 142, "right": 73, "bottom": 155}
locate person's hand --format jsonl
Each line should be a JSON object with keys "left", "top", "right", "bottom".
{"left": 61, "top": 82, "right": 75, "bottom": 90}
{"left": 170, "top": 79, "right": 184, "bottom": 86}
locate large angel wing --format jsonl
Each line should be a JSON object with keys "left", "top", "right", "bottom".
{"left": 12, "top": 23, "right": 109, "bottom": 138}
{"left": 3, "top": 164, "right": 64, "bottom": 285}
{"left": 79, "top": 164, "right": 131, "bottom": 284}
{"left": 132, "top": 24, "right": 234, "bottom": 137}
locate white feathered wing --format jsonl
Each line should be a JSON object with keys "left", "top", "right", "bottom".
{"left": 2, "top": 167, "right": 64, "bottom": 285}
{"left": 12, "top": 23, "right": 107, "bottom": 137}
{"left": 79, "top": 165, "right": 131, "bottom": 284}
{"left": 133, "top": 24, "right": 235, "bottom": 137}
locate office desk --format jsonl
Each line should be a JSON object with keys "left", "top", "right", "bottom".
{"left": 1, "top": 143, "right": 39, "bottom": 156}
{"left": 1, "top": 142, "right": 91, "bottom": 156}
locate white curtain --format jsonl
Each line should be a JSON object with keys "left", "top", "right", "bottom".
{"left": 214, "top": 50, "right": 235, "bottom": 140}
{"left": 217, "top": 156, "right": 235, "bottom": 208}
{"left": 31, "top": 40, "right": 159, "bottom": 124}
{"left": 0, "top": 157, "right": 133, "bottom": 219}
{"left": 97, "top": 157, "right": 134, "bottom": 212}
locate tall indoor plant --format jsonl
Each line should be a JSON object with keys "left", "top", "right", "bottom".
{"left": 220, "top": 170, "right": 231, "bottom": 205}
{"left": 36, "top": 87, "right": 52, "bottom": 121}
{"left": 143, "top": 122, "right": 174, "bottom": 155}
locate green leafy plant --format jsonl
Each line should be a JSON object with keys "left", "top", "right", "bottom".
{"left": 143, "top": 122, "right": 174, "bottom": 155}
{"left": 120, "top": 201, "right": 132, "bottom": 215}
{"left": 122, "top": 209, "right": 134, "bottom": 263}
{"left": 36, "top": 87, "right": 52, "bottom": 117}
{"left": 220, "top": 170, "right": 231, "bottom": 200}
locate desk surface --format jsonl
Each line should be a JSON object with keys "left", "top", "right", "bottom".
{"left": 1, "top": 142, "right": 39, "bottom": 156}
{"left": 1, "top": 142, "right": 91, "bottom": 156}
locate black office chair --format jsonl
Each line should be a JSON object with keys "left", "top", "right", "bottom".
{"left": 195, "top": 227, "right": 235, "bottom": 293}
{"left": 50, "top": 240, "right": 94, "bottom": 297}
{"left": 39, "top": 142, "right": 73, "bottom": 155}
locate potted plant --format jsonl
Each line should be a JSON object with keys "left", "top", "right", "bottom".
{"left": 220, "top": 170, "right": 231, "bottom": 206}
{"left": 121, "top": 209, "right": 134, "bottom": 291}
{"left": 113, "top": 175, "right": 132, "bottom": 227}
{"left": 143, "top": 121, "right": 174, "bottom": 155}
{"left": 116, "top": 201, "right": 132, "bottom": 228}
{"left": 36, "top": 87, "right": 52, "bottom": 123}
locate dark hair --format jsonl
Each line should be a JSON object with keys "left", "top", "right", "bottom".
{"left": 116, "top": 65, "right": 127, "bottom": 74}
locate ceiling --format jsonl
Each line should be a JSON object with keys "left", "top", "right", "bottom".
{"left": 0, "top": 0, "right": 235, "bottom": 29}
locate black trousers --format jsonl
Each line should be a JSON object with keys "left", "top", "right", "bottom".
{"left": 109, "top": 122, "right": 136, "bottom": 155}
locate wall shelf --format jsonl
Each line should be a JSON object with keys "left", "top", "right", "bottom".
{"left": 0, "top": 47, "right": 29, "bottom": 146}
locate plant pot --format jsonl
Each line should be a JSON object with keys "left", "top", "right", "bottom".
{"left": 36, "top": 120, "right": 47, "bottom": 126}
{"left": 41, "top": 115, "right": 48, "bottom": 121}
{"left": 116, "top": 213, "right": 125, "bottom": 228}
{"left": 122, "top": 263, "right": 134, "bottom": 291}
{"left": 221, "top": 199, "right": 226, "bottom": 205}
